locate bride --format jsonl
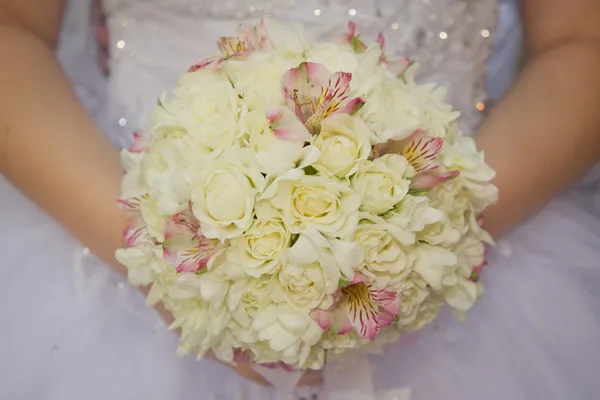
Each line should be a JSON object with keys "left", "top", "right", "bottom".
{"left": 1, "top": 0, "right": 600, "bottom": 398}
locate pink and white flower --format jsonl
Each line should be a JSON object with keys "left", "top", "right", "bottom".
{"left": 188, "top": 56, "right": 224, "bottom": 73}
{"left": 340, "top": 22, "right": 367, "bottom": 53}
{"left": 162, "top": 208, "right": 228, "bottom": 273}
{"left": 312, "top": 274, "right": 400, "bottom": 340}
{"left": 392, "top": 129, "right": 460, "bottom": 191}
{"left": 118, "top": 195, "right": 152, "bottom": 247}
{"left": 266, "top": 106, "right": 311, "bottom": 141}
{"left": 282, "top": 62, "right": 365, "bottom": 134}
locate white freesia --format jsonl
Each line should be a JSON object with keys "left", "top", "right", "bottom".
{"left": 384, "top": 194, "right": 443, "bottom": 233}
{"left": 152, "top": 69, "right": 242, "bottom": 145}
{"left": 287, "top": 229, "right": 364, "bottom": 282}
{"left": 306, "top": 42, "right": 358, "bottom": 73}
{"left": 262, "top": 169, "right": 360, "bottom": 237}
{"left": 252, "top": 303, "right": 322, "bottom": 357}
{"left": 242, "top": 109, "right": 305, "bottom": 175}
{"left": 225, "top": 52, "right": 295, "bottom": 106}
{"left": 395, "top": 272, "right": 430, "bottom": 326}
{"left": 442, "top": 135, "right": 499, "bottom": 211}
{"left": 412, "top": 244, "right": 458, "bottom": 290}
{"left": 312, "top": 114, "right": 372, "bottom": 179}
{"left": 191, "top": 149, "right": 265, "bottom": 241}
{"left": 353, "top": 154, "right": 414, "bottom": 215}
{"left": 352, "top": 213, "right": 416, "bottom": 288}
{"left": 227, "top": 276, "right": 273, "bottom": 329}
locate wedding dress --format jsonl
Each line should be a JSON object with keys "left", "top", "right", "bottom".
{"left": 1, "top": 0, "right": 600, "bottom": 399}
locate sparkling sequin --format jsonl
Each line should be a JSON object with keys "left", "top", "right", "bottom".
{"left": 118, "top": 118, "right": 127, "bottom": 126}
{"left": 481, "top": 28, "right": 490, "bottom": 37}
{"left": 116, "top": 39, "right": 126, "bottom": 48}
{"left": 439, "top": 31, "right": 448, "bottom": 39}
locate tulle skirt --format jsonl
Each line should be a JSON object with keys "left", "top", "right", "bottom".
{"left": 1, "top": 172, "right": 599, "bottom": 400}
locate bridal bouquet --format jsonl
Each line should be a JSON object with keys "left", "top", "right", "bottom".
{"left": 116, "top": 19, "right": 497, "bottom": 371}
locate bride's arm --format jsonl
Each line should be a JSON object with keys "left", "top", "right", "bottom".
{"left": 0, "top": 0, "right": 128, "bottom": 268}
{"left": 476, "top": 0, "right": 600, "bottom": 238}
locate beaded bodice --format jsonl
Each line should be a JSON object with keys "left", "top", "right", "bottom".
{"left": 98, "top": 0, "right": 513, "bottom": 148}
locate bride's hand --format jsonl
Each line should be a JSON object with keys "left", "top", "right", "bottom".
{"left": 152, "top": 298, "right": 323, "bottom": 387}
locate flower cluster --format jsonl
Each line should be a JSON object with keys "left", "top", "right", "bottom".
{"left": 116, "top": 19, "right": 497, "bottom": 371}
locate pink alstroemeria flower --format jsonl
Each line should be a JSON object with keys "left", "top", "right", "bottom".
{"left": 469, "top": 246, "right": 488, "bottom": 283}
{"left": 282, "top": 62, "right": 365, "bottom": 134}
{"left": 266, "top": 106, "right": 311, "bottom": 141}
{"left": 341, "top": 21, "right": 368, "bottom": 53}
{"left": 128, "top": 131, "right": 151, "bottom": 153}
{"left": 118, "top": 195, "right": 151, "bottom": 247}
{"left": 162, "top": 208, "right": 228, "bottom": 274}
{"left": 188, "top": 56, "right": 224, "bottom": 73}
{"left": 375, "top": 31, "right": 414, "bottom": 76}
{"left": 399, "top": 129, "right": 460, "bottom": 191}
{"left": 312, "top": 274, "right": 400, "bottom": 340}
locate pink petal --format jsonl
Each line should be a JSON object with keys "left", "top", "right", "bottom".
{"left": 124, "top": 221, "right": 148, "bottom": 247}
{"left": 386, "top": 57, "right": 414, "bottom": 77}
{"left": 343, "top": 22, "right": 367, "bottom": 53}
{"left": 233, "top": 349, "right": 253, "bottom": 365}
{"left": 128, "top": 131, "right": 150, "bottom": 153}
{"left": 349, "top": 272, "right": 368, "bottom": 285}
{"left": 311, "top": 309, "right": 333, "bottom": 331}
{"left": 336, "top": 96, "right": 365, "bottom": 115}
{"left": 371, "top": 288, "right": 400, "bottom": 318}
{"left": 118, "top": 196, "right": 142, "bottom": 212}
{"left": 282, "top": 62, "right": 330, "bottom": 124}
{"left": 410, "top": 170, "right": 460, "bottom": 191}
{"left": 377, "top": 32, "right": 385, "bottom": 50}
{"left": 267, "top": 106, "right": 311, "bottom": 141}
{"left": 378, "top": 310, "right": 395, "bottom": 328}
{"left": 162, "top": 220, "right": 225, "bottom": 273}
{"left": 331, "top": 310, "right": 353, "bottom": 335}
{"left": 345, "top": 283, "right": 380, "bottom": 340}
{"left": 401, "top": 130, "right": 444, "bottom": 173}
{"left": 188, "top": 56, "right": 224, "bottom": 72}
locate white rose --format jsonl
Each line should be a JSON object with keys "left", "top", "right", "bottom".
{"left": 353, "top": 213, "right": 416, "bottom": 288}
{"left": 226, "top": 276, "right": 273, "bottom": 329}
{"left": 384, "top": 194, "right": 443, "bottom": 233}
{"left": 353, "top": 154, "right": 414, "bottom": 215}
{"left": 227, "top": 214, "right": 290, "bottom": 277}
{"left": 394, "top": 272, "right": 430, "bottom": 326}
{"left": 242, "top": 109, "right": 305, "bottom": 175}
{"left": 191, "top": 149, "right": 265, "bottom": 241}
{"left": 312, "top": 114, "right": 372, "bottom": 179}
{"left": 287, "top": 229, "right": 364, "bottom": 282}
{"left": 306, "top": 43, "right": 358, "bottom": 74}
{"left": 261, "top": 169, "right": 361, "bottom": 237}
{"left": 441, "top": 135, "right": 498, "bottom": 212}
{"left": 225, "top": 52, "right": 295, "bottom": 106}
{"left": 270, "top": 262, "right": 335, "bottom": 311}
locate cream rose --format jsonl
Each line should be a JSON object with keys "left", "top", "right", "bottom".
{"left": 312, "top": 114, "right": 372, "bottom": 179}
{"left": 406, "top": 296, "right": 444, "bottom": 332}
{"left": 191, "top": 150, "right": 265, "bottom": 241}
{"left": 353, "top": 213, "right": 416, "bottom": 288}
{"left": 412, "top": 244, "right": 458, "bottom": 290}
{"left": 227, "top": 215, "right": 291, "bottom": 277}
{"left": 352, "top": 154, "right": 414, "bottom": 215}
{"left": 261, "top": 169, "right": 361, "bottom": 237}
{"left": 270, "top": 262, "right": 334, "bottom": 311}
